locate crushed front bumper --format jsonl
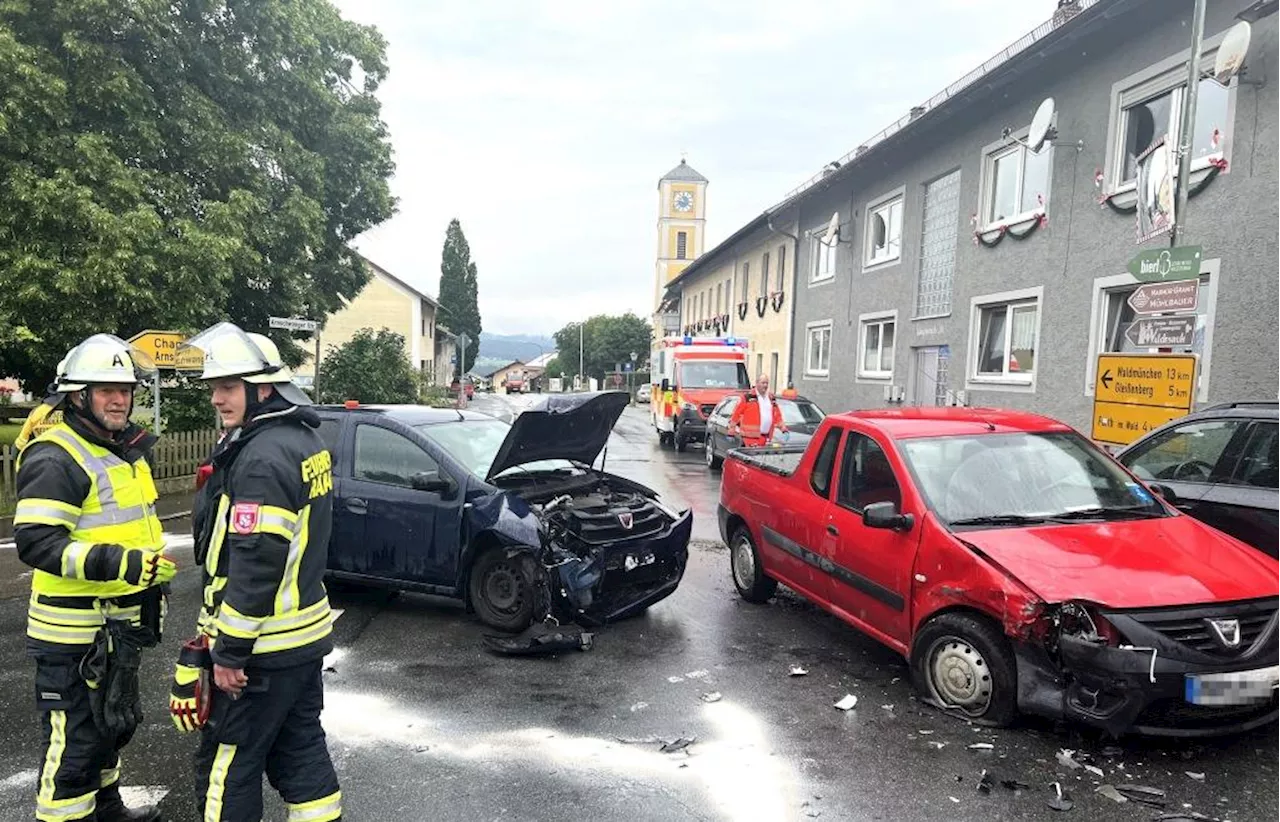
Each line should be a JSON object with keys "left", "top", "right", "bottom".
{"left": 1016, "top": 637, "right": 1279, "bottom": 737}
{"left": 553, "top": 508, "right": 693, "bottom": 625}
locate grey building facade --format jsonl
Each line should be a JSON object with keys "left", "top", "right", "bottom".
{"left": 781, "top": 0, "right": 1277, "bottom": 435}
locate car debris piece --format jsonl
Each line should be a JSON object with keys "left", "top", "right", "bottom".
{"left": 481, "top": 621, "right": 594, "bottom": 656}
{"left": 1046, "top": 783, "right": 1074, "bottom": 812}
{"left": 917, "top": 729, "right": 935, "bottom": 735}
{"left": 834, "top": 694, "right": 858, "bottom": 711}
{"left": 977, "top": 770, "right": 994, "bottom": 795}
{"left": 789, "top": 665, "right": 809, "bottom": 677}
{"left": 667, "top": 676, "right": 685, "bottom": 683}
{"left": 1185, "top": 771, "right": 1205, "bottom": 781}
{"left": 1084, "top": 765, "right": 1104, "bottom": 778}
{"left": 882, "top": 704, "right": 895, "bottom": 711}
{"left": 928, "top": 741, "right": 948, "bottom": 750}
{"left": 629, "top": 702, "right": 649, "bottom": 712}
{"left": 686, "top": 669, "right": 710, "bottom": 679}
{"left": 1001, "top": 780, "right": 1031, "bottom": 792}
{"left": 949, "top": 796, "right": 961, "bottom": 804}
{"left": 1056, "top": 749, "right": 1083, "bottom": 770}
{"left": 968, "top": 743, "right": 994, "bottom": 751}
{"left": 1095, "top": 785, "right": 1128, "bottom": 804}
{"left": 1155, "top": 813, "right": 1223, "bottom": 822}
{"left": 700, "top": 692, "right": 723, "bottom": 704}
{"left": 1115, "top": 785, "right": 1168, "bottom": 807}
{"left": 660, "top": 736, "right": 696, "bottom": 754}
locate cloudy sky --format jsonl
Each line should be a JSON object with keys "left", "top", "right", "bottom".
{"left": 333, "top": 1, "right": 1054, "bottom": 336}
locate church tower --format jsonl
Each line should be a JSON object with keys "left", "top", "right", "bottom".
{"left": 654, "top": 158, "right": 708, "bottom": 314}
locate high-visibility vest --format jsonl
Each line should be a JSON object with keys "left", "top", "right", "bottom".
{"left": 16, "top": 423, "right": 164, "bottom": 600}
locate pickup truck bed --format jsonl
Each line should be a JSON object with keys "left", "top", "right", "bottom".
{"left": 726, "top": 444, "right": 806, "bottom": 477}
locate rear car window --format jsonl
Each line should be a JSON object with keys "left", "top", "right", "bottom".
{"left": 1228, "top": 422, "right": 1278, "bottom": 489}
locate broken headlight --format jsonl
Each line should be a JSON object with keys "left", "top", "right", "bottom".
{"left": 1058, "top": 602, "right": 1122, "bottom": 647}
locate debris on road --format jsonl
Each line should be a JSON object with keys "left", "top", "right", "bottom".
{"left": 977, "top": 770, "right": 995, "bottom": 795}
{"left": 482, "top": 622, "right": 594, "bottom": 656}
{"left": 699, "top": 692, "right": 723, "bottom": 704}
{"left": 789, "top": 665, "right": 809, "bottom": 677}
{"left": 659, "top": 736, "right": 696, "bottom": 754}
{"left": 1056, "top": 749, "right": 1083, "bottom": 770}
{"left": 968, "top": 743, "right": 994, "bottom": 751}
{"left": 1084, "top": 765, "right": 1105, "bottom": 778}
{"left": 1001, "top": 780, "right": 1031, "bottom": 792}
{"left": 667, "top": 675, "right": 685, "bottom": 683}
{"left": 629, "top": 702, "right": 649, "bottom": 712}
{"left": 686, "top": 669, "right": 710, "bottom": 679}
{"left": 927, "top": 741, "right": 948, "bottom": 750}
{"left": 917, "top": 730, "right": 935, "bottom": 735}
{"left": 1100, "top": 745, "right": 1124, "bottom": 757}
{"left": 1185, "top": 771, "right": 1206, "bottom": 781}
{"left": 1095, "top": 785, "right": 1128, "bottom": 803}
{"left": 1155, "top": 813, "right": 1223, "bottom": 822}
{"left": 1046, "top": 782, "right": 1074, "bottom": 812}
{"left": 881, "top": 704, "right": 894, "bottom": 711}
{"left": 834, "top": 694, "right": 858, "bottom": 711}
{"left": 1114, "top": 785, "right": 1168, "bottom": 807}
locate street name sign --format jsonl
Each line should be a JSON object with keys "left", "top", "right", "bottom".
{"left": 128, "top": 330, "right": 204, "bottom": 371}
{"left": 1122, "top": 316, "right": 1196, "bottom": 348}
{"left": 1127, "top": 280, "right": 1199, "bottom": 315}
{"left": 1091, "top": 353, "right": 1197, "bottom": 446}
{"left": 268, "top": 316, "right": 319, "bottom": 333}
{"left": 1127, "top": 246, "right": 1202, "bottom": 283}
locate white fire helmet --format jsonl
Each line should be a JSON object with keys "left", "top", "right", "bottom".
{"left": 179, "top": 321, "right": 311, "bottom": 406}
{"left": 55, "top": 334, "right": 157, "bottom": 392}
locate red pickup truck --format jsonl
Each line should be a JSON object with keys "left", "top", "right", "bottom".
{"left": 718, "top": 406, "right": 1278, "bottom": 736}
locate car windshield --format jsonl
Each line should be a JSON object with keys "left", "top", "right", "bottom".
{"left": 900, "top": 431, "right": 1166, "bottom": 527}
{"left": 780, "top": 399, "right": 824, "bottom": 425}
{"left": 415, "top": 419, "right": 575, "bottom": 480}
{"left": 680, "top": 361, "right": 750, "bottom": 389}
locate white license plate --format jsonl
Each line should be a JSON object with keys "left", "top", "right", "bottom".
{"left": 1185, "top": 665, "right": 1280, "bottom": 706}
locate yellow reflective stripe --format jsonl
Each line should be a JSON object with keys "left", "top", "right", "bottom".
{"left": 60, "top": 542, "right": 94, "bottom": 580}
{"left": 27, "top": 620, "right": 101, "bottom": 645}
{"left": 206, "top": 496, "right": 231, "bottom": 576}
{"left": 287, "top": 791, "right": 343, "bottom": 822}
{"left": 78, "top": 504, "right": 152, "bottom": 529}
{"left": 28, "top": 597, "right": 106, "bottom": 626}
{"left": 252, "top": 612, "right": 333, "bottom": 654}
{"left": 14, "top": 499, "right": 81, "bottom": 528}
{"left": 204, "top": 743, "right": 236, "bottom": 822}
{"left": 214, "top": 602, "right": 265, "bottom": 640}
{"left": 99, "top": 765, "right": 120, "bottom": 788}
{"left": 259, "top": 597, "right": 330, "bottom": 635}
{"left": 275, "top": 505, "right": 310, "bottom": 614}
{"left": 36, "top": 712, "right": 97, "bottom": 820}
{"left": 257, "top": 505, "right": 300, "bottom": 540}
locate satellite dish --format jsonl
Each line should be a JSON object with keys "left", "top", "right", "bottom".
{"left": 1213, "top": 21, "right": 1251, "bottom": 86}
{"left": 1027, "top": 97, "right": 1056, "bottom": 153}
{"left": 822, "top": 212, "right": 841, "bottom": 246}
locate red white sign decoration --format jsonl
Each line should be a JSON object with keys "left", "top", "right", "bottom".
{"left": 232, "top": 503, "right": 261, "bottom": 535}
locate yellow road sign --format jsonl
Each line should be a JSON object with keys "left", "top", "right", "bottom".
{"left": 1091, "top": 401, "right": 1187, "bottom": 445}
{"left": 1092, "top": 353, "right": 1198, "bottom": 446}
{"left": 128, "top": 330, "right": 204, "bottom": 371}
{"left": 1094, "top": 353, "right": 1197, "bottom": 411}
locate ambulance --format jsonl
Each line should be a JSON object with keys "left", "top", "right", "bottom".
{"left": 651, "top": 336, "right": 751, "bottom": 451}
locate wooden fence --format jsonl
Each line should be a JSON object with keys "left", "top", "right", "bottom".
{"left": 1, "top": 428, "right": 220, "bottom": 508}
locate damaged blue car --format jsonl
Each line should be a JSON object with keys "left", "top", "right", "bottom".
{"left": 313, "top": 392, "right": 693, "bottom": 632}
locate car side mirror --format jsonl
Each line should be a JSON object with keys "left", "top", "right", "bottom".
{"left": 863, "top": 501, "right": 914, "bottom": 531}
{"left": 411, "top": 470, "right": 455, "bottom": 496}
{"left": 1148, "top": 482, "right": 1178, "bottom": 503}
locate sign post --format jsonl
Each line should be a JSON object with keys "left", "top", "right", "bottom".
{"left": 456, "top": 333, "right": 470, "bottom": 408}
{"left": 1091, "top": 353, "right": 1198, "bottom": 446}
{"left": 268, "top": 316, "right": 320, "bottom": 399}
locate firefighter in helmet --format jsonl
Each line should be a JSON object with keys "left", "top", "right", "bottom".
{"left": 14, "top": 334, "right": 173, "bottom": 822}
{"left": 168, "top": 322, "right": 341, "bottom": 822}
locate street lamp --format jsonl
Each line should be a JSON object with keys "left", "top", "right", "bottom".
{"left": 628, "top": 351, "right": 638, "bottom": 401}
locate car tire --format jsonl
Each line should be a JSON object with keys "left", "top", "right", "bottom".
{"left": 910, "top": 612, "right": 1018, "bottom": 728}
{"left": 706, "top": 438, "right": 723, "bottom": 470}
{"left": 674, "top": 428, "right": 687, "bottom": 452}
{"left": 469, "top": 548, "right": 536, "bottom": 633}
{"left": 729, "top": 526, "right": 776, "bottom": 603}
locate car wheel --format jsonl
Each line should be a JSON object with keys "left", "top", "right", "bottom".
{"left": 729, "top": 526, "right": 776, "bottom": 603}
{"left": 469, "top": 549, "right": 536, "bottom": 632}
{"left": 674, "top": 427, "right": 687, "bottom": 452}
{"left": 910, "top": 612, "right": 1018, "bottom": 727}
{"left": 706, "top": 438, "right": 723, "bottom": 470}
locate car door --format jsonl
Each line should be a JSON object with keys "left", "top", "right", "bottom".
{"left": 756, "top": 426, "right": 840, "bottom": 606}
{"left": 318, "top": 416, "right": 362, "bottom": 573}
{"left": 342, "top": 422, "right": 466, "bottom": 586}
{"left": 1195, "top": 421, "right": 1279, "bottom": 556}
{"left": 820, "top": 429, "right": 918, "bottom": 644}
{"left": 1119, "top": 417, "right": 1249, "bottom": 520}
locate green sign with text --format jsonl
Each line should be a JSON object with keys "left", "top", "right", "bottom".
{"left": 1127, "top": 245, "right": 1202, "bottom": 283}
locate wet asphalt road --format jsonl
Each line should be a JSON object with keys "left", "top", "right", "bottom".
{"left": 0, "top": 391, "right": 1276, "bottom": 821}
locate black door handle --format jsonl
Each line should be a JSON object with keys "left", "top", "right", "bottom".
{"left": 346, "top": 498, "right": 368, "bottom": 514}
{"left": 826, "top": 524, "right": 839, "bottom": 536}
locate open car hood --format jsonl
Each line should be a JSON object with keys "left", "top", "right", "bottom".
{"left": 486, "top": 391, "right": 630, "bottom": 482}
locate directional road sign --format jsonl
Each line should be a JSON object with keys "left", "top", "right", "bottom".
{"left": 1123, "top": 316, "right": 1196, "bottom": 348}
{"left": 1092, "top": 353, "right": 1197, "bottom": 446}
{"left": 128, "top": 330, "right": 204, "bottom": 371}
{"left": 1127, "top": 281, "right": 1199, "bottom": 315}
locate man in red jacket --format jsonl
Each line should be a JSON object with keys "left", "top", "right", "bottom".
{"left": 728, "top": 374, "right": 788, "bottom": 447}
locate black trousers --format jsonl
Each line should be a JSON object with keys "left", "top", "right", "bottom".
{"left": 194, "top": 660, "right": 341, "bottom": 822}
{"left": 32, "top": 654, "right": 133, "bottom": 822}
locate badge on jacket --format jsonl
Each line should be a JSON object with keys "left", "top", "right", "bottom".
{"left": 232, "top": 502, "right": 261, "bottom": 535}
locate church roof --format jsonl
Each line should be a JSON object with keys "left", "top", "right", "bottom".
{"left": 659, "top": 158, "right": 708, "bottom": 186}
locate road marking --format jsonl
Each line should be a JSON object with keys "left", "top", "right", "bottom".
{"left": 119, "top": 786, "right": 170, "bottom": 807}
{"left": 0, "top": 769, "right": 38, "bottom": 792}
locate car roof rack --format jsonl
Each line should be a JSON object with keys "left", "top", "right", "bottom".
{"left": 1202, "top": 401, "right": 1279, "bottom": 410}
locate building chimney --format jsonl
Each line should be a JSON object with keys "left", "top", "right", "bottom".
{"left": 1053, "top": 0, "right": 1083, "bottom": 27}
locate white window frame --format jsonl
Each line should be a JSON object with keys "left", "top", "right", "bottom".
{"left": 863, "top": 186, "right": 905, "bottom": 271}
{"left": 804, "top": 320, "right": 833, "bottom": 380}
{"left": 1084, "top": 258, "right": 1219, "bottom": 403}
{"left": 856, "top": 310, "right": 897, "bottom": 383}
{"left": 809, "top": 235, "right": 837, "bottom": 285}
{"left": 966, "top": 286, "right": 1043, "bottom": 393}
{"left": 1103, "top": 31, "right": 1237, "bottom": 196}
{"left": 977, "top": 128, "right": 1054, "bottom": 232}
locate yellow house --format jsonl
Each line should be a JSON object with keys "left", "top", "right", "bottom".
{"left": 662, "top": 212, "right": 802, "bottom": 390}
{"left": 294, "top": 256, "right": 457, "bottom": 389}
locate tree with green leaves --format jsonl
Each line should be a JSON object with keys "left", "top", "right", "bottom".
{"left": 553, "top": 313, "right": 651, "bottom": 381}
{"left": 317, "top": 328, "right": 419, "bottom": 404}
{"left": 0, "top": 0, "right": 396, "bottom": 390}
{"left": 437, "top": 219, "right": 482, "bottom": 376}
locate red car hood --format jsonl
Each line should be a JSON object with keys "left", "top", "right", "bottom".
{"left": 959, "top": 514, "right": 1278, "bottom": 609}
